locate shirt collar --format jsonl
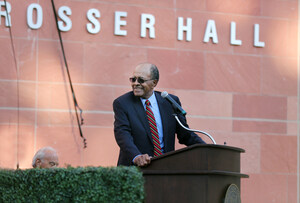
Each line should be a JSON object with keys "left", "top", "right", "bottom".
{"left": 140, "top": 92, "right": 157, "bottom": 106}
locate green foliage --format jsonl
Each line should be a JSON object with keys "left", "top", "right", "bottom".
{"left": 0, "top": 166, "right": 144, "bottom": 203}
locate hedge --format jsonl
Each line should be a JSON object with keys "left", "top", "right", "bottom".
{"left": 0, "top": 166, "right": 144, "bottom": 202}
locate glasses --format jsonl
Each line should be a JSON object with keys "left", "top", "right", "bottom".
{"left": 129, "top": 77, "right": 153, "bottom": 84}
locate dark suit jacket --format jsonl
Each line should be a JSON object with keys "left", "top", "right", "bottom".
{"left": 113, "top": 91, "right": 205, "bottom": 166}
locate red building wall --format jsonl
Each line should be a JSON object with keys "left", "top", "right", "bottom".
{"left": 0, "top": 0, "right": 299, "bottom": 202}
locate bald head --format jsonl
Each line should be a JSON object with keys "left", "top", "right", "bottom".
{"left": 134, "top": 63, "right": 159, "bottom": 81}
{"left": 32, "top": 147, "right": 59, "bottom": 168}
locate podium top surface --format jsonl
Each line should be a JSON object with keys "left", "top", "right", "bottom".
{"left": 142, "top": 144, "right": 247, "bottom": 175}
{"left": 151, "top": 144, "right": 245, "bottom": 162}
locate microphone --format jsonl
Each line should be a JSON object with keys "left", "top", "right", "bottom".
{"left": 161, "top": 91, "right": 187, "bottom": 115}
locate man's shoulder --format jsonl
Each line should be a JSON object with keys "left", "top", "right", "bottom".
{"left": 155, "top": 91, "right": 179, "bottom": 101}
{"left": 114, "top": 91, "right": 134, "bottom": 102}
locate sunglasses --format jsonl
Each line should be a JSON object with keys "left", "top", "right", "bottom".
{"left": 129, "top": 77, "right": 153, "bottom": 84}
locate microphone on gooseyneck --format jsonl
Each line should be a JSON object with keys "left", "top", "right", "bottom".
{"left": 161, "top": 91, "right": 187, "bottom": 116}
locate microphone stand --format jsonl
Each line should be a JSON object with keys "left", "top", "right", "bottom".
{"left": 173, "top": 114, "right": 216, "bottom": 144}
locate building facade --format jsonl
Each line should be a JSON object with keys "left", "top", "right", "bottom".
{"left": 0, "top": 0, "right": 299, "bottom": 202}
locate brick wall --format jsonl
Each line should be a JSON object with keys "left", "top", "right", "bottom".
{"left": 0, "top": 0, "right": 298, "bottom": 202}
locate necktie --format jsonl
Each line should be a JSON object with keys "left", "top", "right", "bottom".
{"left": 145, "top": 100, "right": 162, "bottom": 157}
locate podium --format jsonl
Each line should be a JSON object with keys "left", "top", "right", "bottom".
{"left": 141, "top": 144, "right": 249, "bottom": 203}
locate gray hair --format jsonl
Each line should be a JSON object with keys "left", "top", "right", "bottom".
{"left": 32, "top": 147, "right": 57, "bottom": 168}
{"left": 150, "top": 64, "right": 159, "bottom": 81}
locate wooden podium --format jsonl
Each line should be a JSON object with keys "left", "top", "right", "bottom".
{"left": 141, "top": 144, "right": 249, "bottom": 203}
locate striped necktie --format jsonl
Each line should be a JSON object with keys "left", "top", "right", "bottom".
{"left": 145, "top": 100, "right": 162, "bottom": 157}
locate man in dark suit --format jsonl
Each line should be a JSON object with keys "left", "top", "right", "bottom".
{"left": 113, "top": 63, "right": 205, "bottom": 166}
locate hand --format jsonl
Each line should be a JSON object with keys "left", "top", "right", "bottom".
{"left": 133, "top": 154, "right": 152, "bottom": 167}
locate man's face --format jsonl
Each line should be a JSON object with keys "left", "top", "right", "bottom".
{"left": 131, "top": 64, "right": 157, "bottom": 99}
{"left": 36, "top": 151, "right": 59, "bottom": 168}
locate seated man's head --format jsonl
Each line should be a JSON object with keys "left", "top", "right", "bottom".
{"left": 32, "top": 147, "right": 59, "bottom": 168}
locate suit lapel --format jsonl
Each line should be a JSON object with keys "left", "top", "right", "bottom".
{"left": 132, "top": 94, "right": 153, "bottom": 142}
{"left": 155, "top": 91, "right": 169, "bottom": 144}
